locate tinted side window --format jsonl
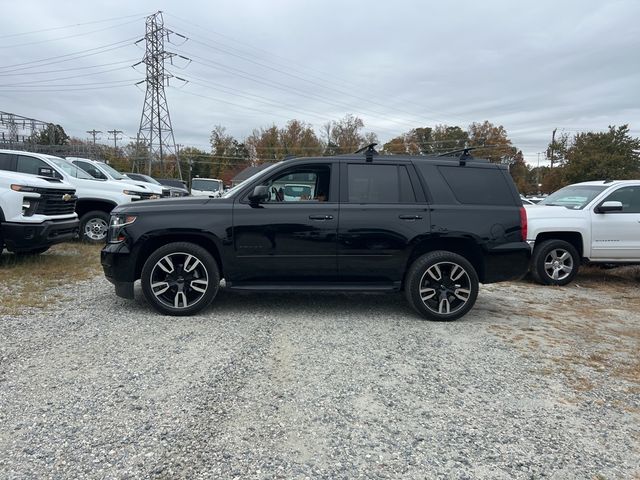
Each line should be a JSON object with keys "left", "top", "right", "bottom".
{"left": 348, "top": 164, "right": 416, "bottom": 203}
{"left": 603, "top": 186, "right": 640, "bottom": 213}
{"left": 0, "top": 152, "right": 13, "bottom": 171}
{"left": 438, "top": 166, "right": 514, "bottom": 206}
{"left": 17, "top": 155, "right": 50, "bottom": 176}
{"left": 75, "top": 160, "right": 106, "bottom": 179}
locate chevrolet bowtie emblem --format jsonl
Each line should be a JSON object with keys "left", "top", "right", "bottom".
{"left": 62, "top": 194, "right": 73, "bottom": 201}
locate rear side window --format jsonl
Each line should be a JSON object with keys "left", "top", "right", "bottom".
{"left": 0, "top": 152, "right": 13, "bottom": 171}
{"left": 347, "top": 164, "right": 416, "bottom": 203}
{"left": 438, "top": 166, "right": 514, "bottom": 206}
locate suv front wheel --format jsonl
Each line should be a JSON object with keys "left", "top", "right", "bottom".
{"left": 405, "top": 251, "right": 479, "bottom": 321}
{"left": 141, "top": 242, "right": 220, "bottom": 316}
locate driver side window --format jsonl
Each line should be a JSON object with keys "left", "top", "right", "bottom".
{"left": 603, "top": 186, "right": 640, "bottom": 213}
{"left": 259, "top": 164, "right": 331, "bottom": 203}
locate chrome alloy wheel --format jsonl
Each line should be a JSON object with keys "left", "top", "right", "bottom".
{"left": 418, "top": 261, "right": 472, "bottom": 315}
{"left": 84, "top": 218, "right": 108, "bottom": 241}
{"left": 149, "top": 252, "right": 209, "bottom": 309}
{"left": 543, "top": 248, "right": 574, "bottom": 281}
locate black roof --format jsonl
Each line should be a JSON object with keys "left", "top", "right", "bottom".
{"left": 232, "top": 163, "right": 274, "bottom": 183}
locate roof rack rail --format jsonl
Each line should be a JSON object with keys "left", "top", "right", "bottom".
{"left": 354, "top": 143, "right": 379, "bottom": 162}
{"left": 438, "top": 145, "right": 495, "bottom": 166}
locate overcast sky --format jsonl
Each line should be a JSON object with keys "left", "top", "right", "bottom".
{"left": 1, "top": 0, "right": 639, "bottom": 165}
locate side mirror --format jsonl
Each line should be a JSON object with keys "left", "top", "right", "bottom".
{"left": 248, "top": 185, "right": 269, "bottom": 205}
{"left": 38, "top": 167, "right": 55, "bottom": 177}
{"left": 596, "top": 200, "right": 623, "bottom": 213}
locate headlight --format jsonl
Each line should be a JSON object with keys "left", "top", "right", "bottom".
{"left": 123, "top": 190, "right": 145, "bottom": 196}
{"left": 11, "top": 184, "right": 37, "bottom": 192}
{"left": 108, "top": 214, "right": 137, "bottom": 243}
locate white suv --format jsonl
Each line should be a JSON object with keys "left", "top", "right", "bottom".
{"left": 67, "top": 157, "right": 167, "bottom": 198}
{"left": 0, "top": 150, "right": 156, "bottom": 243}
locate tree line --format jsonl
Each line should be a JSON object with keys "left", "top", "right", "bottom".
{"left": 31, "top": 116, "right": 639, "bottom": 192}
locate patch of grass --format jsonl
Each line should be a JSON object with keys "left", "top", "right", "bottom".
{"left": 0, "top": 242, "right": 103, "bottom": 315}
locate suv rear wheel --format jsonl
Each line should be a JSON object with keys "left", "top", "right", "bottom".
{"left": 141, "top": 242, "right": 219, "bottom": 316}
{"left": 405, "top": 251, "right": 479, "bottom": 321}
{"left": 531, "top": 239, "right": 579, "bottom": 286}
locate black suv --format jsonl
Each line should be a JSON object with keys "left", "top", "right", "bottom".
{"left": 101, "top": 150, "right": 529, "bottom": 321}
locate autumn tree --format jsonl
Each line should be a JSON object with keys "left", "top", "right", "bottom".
{"left": 210, "top": 125, "right": 249, "bottom": 179}
{"left": 431, "top": 125, "right": 468, "bottom": 154}
{"left": 561, "top": 125, "right": 640, "bottom": 183}
{"left": 323, "top": 114, "right": 377, "bottom": 154}
{"left": 382, "top": 127, "right": 434, "bottom": 155}
{"left": 468, "top": 121, "right": 516, "bottom": 163}
{"left": 508, "top": 150, "right": 535, "bottom": 194}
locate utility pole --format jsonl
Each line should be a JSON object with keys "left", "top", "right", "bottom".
{"left": 86, "top": 129, "right": 102, "bottom": 145}
{"left": 133, "top": 11, "right": 188, "bottom": 179}
{"left": 550, "top": 128, "right": 557, "bottom": 168}
{"left": 107, "top": 129, "right": 123, "bottom": 149}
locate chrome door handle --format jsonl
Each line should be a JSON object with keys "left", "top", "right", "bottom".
{"left": 398, "top": 214, "right": 422, "bottom": 220}
{"left": 309, "top": 214, "right": 333, "bottom": 220}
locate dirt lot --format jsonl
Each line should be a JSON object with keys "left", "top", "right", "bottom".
{"left": 0, "top": 244, "right": 639, "bottom": 479}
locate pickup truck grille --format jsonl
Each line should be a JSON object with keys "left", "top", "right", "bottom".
{"left": 33, "top": 188, "right": 77, "bottom": 216}
{"left": 132, "top": 191, "right": 159, "bottom": 201}
{"left": 161, "top": 188, "right": 171, "bottom": 197}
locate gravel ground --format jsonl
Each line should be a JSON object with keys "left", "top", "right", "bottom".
{"left": 1, "top": 273, "right": 639, "bottom": 479}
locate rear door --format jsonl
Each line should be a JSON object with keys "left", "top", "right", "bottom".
{"left": 337, "top": 161, "right": 429, "bottom": 286}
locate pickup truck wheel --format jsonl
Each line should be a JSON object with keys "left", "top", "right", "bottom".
{"left": 141, "top": 242, "right": 219, "bottom": 316}
{"left": 531, "top": 239, "right": 579, "bottom": 286}
{"left": 405, "top": 251, "right": 479, "bottom": 321}
{"left": 80, "top": 211, "right": 109, "bottom": 243}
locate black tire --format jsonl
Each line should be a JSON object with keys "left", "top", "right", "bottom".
{"left": 531, "top": 239, "right": 580, "bottom": 286}
{"left": 80, "top": 210, "right": 110, "bottom": 244}
{"left": 141, "top": 242, "right": 219, "bottom": 316}
{"left": 405, "top": 250, "right": 479, "bottom": 321}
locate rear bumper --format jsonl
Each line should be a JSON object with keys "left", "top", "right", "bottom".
{"left": 1, "top": 218, "right": 79, "bottom": 252}
{"left": 482, "top": 242, "right": 531, "bottom": 283}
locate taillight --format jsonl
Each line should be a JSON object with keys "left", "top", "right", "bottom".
{"left": 520, "top": 206, "right": 527, "bottom": 241}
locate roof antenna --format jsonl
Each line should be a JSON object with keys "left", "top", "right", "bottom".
{"left": 354, "top": 143, "right": 378, "bottom": 162}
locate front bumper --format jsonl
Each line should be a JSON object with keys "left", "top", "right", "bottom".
{"left": 482, "top": 241, "right": 531, "bottom": 283}
{"left": 101, "top": 242, "right": 136, "bottom": 299}
{"left": 1, "top": 218, "right": 79, "bottom": 252}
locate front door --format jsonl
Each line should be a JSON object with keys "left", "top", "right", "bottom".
{"left": 231, "top": 161, "right": 339, "bottom": 284}
{"left": 591, "top": 185, "right": 640, "bottom": 260}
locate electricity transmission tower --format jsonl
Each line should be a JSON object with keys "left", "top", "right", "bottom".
{"left": 133, "top": 11, "right": 188, "bottom": 178}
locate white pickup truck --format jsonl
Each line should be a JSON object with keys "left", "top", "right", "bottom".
{"left": 0, "top": 171, "right": 78, "bottom": 255}
{"left": 0, "top": 150, "right": 157, "bottom": 243}
{"left": 526, "top": 180, "right": 640, "bottom": 285}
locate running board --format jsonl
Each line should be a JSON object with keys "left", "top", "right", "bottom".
{"left": 226, "top": 283, "right": 400, "bottom": 293}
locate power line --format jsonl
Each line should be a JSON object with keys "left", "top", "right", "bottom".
{"left": 0, "top": 65, "right": 135, "bottom": 86}
{"left": 0, "top": 58, "right": 138, "bottom": 77}
{"left": 0, "top": 37, "right": 139, "bottom": 72}
{"left": 0, "top": 12, "right": 149, "bottom": 39}
{"left": 107, "top": 129, "right": 124, "bottom": 148}
{"left": 0, "top": 18, "right": 142, "bottom": 49}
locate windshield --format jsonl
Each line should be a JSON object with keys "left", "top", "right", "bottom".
{"left": 539, "top": 185, "right": 608, "bottom": 209}
{"left": 100, "top": 163, "right": 127, "bottom": 180}
{"left": 139, "top": 174, "right": 161, "bottom": 185}
{"left": 47, "top": 157, "right": 94, "bottom": 180}
{"left": 222, "top": 163, "right": 281, "bottom": 198}
{"left": 192, "top": 178, "right": 223, "bottom": 192}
